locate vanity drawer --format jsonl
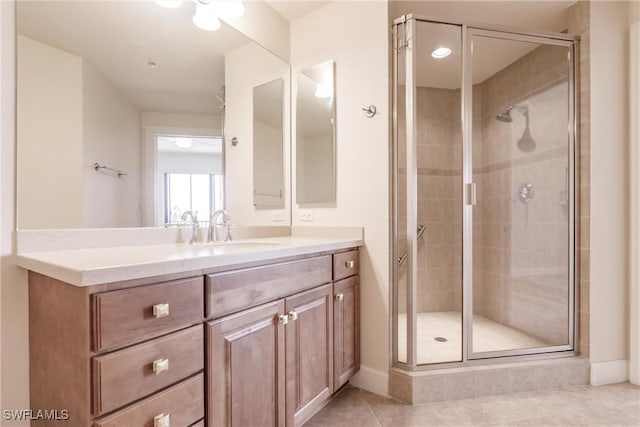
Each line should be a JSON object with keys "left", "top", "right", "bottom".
{"left": 92, "top": 325, "right": 204, "bottom": 415}
{"left": 92, "top": 277, "right": 204, "bottom": 351}
{"left": 333, "top": 249, "right": 359, "bottom": 281}
{"left": 206, "top": 255, "right": 332, "bottom": 318}
{"left": 93, "top": 374, "right": 204, "bottom": 427}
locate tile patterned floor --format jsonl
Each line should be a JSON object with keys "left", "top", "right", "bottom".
{"left": 306, "top": 383, "right": 640, "bottom": 427}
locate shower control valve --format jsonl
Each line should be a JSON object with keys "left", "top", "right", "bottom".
{"left": 517, "top": 183, "right": 535, "bottom": 204}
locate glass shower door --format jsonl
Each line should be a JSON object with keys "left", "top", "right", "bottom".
{"left": 467, "top": 30, "right": 575, "bottom": 358}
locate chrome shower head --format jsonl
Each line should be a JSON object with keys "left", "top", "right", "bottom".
{"left": 495, "top": 104, "right": 528, "bottom": 123}
{"left": 495, "top": 108, "right": 513, "bottom": 122}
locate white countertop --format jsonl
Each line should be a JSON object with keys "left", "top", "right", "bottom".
{"left": 16, "top": 236, "right": 363, "bottom": 287}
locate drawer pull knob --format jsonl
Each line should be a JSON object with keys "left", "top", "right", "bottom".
{"left": 153, "top": 413, "right": 170, "bottom": 427}
{"left": 152, "top": 358, "right": 170, "bottom": 374}
{"left": 288, "top": 311, "right": 298, "bottom": 321}
{"left": 335, "top": 293, "right": 344, "bottom": 302}
{"left": 345, "top": 260, "right": 355, "bottom": 269}
{"left": 153, "top": 303, "right": 170, "bottom": 318}
{"left": 278, "top": 314, "right": 289, "bottom": 325}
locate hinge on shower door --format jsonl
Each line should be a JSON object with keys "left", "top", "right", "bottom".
{"left": 394, "top": 20, "right": 411, "bottom": 53}
{"left": 464, "top": 183, "right": 477, "bottom": 206}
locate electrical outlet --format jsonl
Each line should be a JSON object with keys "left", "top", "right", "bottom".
{"left": 299, "top": 209, "right": 313, "bottom": 222}
{"left": 271, "top": 211, "right": 285, "bottom": 222}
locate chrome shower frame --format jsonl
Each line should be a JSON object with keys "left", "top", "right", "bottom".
{"left": 391, "top": 15, "right": 580, "bottom": 371}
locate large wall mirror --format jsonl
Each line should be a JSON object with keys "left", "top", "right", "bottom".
{"left": 296, "top": 61, "right": 336, "bottom": 204}
{"left": 16, "top": 1, "right": 290, "bottom": 229}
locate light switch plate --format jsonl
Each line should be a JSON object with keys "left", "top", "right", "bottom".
{"left": 299, "top": 209, "right": 313, "bottom": 222}
{"left": 271, "top": 211, "right": 285, "bottom": 222}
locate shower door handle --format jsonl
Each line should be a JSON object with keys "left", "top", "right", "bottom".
{"left": 465, "top": 183, "right": 477, "bottom": 206}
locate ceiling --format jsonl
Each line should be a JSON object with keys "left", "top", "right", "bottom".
{"left": 18, "top": 1, "right": 575, "bottom": 110}
{"left": 17, "top": 1, "right": 249, "bottom": 115}
{"left": 265, "top": 0, "right": 333, "bottom": 21}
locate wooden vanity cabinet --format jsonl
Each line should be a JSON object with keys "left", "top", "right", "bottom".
{"left": 333, "top": 275, "right": 360, "bottom": 389}
{"left": 205, "top": 249, "right": 359, "bottom": 427}
{"left": 29, "top": 273, "right": 206, "bottom": 427}
{"left": 28, "top": 247, "right": 359, "bottom": 427}
{"left": 285, "top": 284, "right": 334, "bottom": 427}
{"left": 206, "top": 300, "right": 286, "bottom": 427}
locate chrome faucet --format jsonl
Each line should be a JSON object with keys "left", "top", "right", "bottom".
{"left": 208, "top": 209, "right": 232, "bottom": 243}
{"left": 180, "top": 210, "right": 199, "bottom": 244}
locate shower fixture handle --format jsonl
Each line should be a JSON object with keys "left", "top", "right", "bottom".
{"left": 517, "top": 183, "right": 535, "bottom": 204}
{"left": 465, "top": 183, "right": 477, "bottom": 206}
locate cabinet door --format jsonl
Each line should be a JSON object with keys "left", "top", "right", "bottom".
{"left": 334, "top": 276, "right": 360, "bottom": 389}
{"left": 207, "top": 300, "right": 286, "bottom": 427}
{"left": 285, "top": 284, "right": 333, "bottom": 427}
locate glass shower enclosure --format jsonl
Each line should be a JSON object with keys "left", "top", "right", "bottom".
{"left": 392, "top": 16, "right": 578, "bottom": 368}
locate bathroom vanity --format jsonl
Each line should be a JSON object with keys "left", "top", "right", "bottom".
{"left": 20, "top": 237, "right": 361, "bottom": 427}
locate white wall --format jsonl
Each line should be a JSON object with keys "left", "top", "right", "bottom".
{"left": 1, "top": 1, "right": 30, "bottom": 423}
{"left": 589, "top": 0, "right": 630, "bottom": 385}
{"left": 82, "top": 62, "right": 141, "bottom": 228}
{"left": 291, "top": 1, "right": 390, "bottom": 394}
{"left": 16, "top": 36, "right": 84, "bottom": 229}
{"left": 225, "top": 42, "right": 290, "bottom": 225}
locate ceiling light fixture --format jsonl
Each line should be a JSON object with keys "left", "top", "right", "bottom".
{"left": 431, "top": 47, "right": 452, "bottom": 59}
{"left": 193, "top": 3, "right": 221, "bottom": 31}
{"left": 174, "top": 137, "right": 194, "bottom": 149}
{"left": 156, "top": 0, "right": 244, "bottom": 32}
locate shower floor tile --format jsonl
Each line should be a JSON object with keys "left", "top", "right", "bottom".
{"left": 397, "top": 311, "right": 546, "bottom": 364}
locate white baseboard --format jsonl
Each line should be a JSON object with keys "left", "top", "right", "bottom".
{"left": 349, "top": 365, "right": 389, "bottom": 397}
{"left": 590, "top": 360, "right": 629, "bottom": 385}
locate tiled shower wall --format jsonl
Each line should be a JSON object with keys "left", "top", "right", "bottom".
{"left": 472, "top": 43, "right": 572, "bottom": 345}
{"left": 416, "top": 87, "right": 462, "bottom": 313}
{"left": 395, "top": 85, "right": 462, "bottom": 315}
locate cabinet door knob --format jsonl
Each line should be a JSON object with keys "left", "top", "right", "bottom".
{"left": 345, "top": 260, "right": 355, "bottom": 269}
{"left": 278, "top": 314, "right": 289, "bottom": 325}
{"left": 335, "top": 293, "right": 344, "bottom": 302}
{"left": 288, "top": 311, "right": 298, "bottom": 321}
{"left": 152, "top": 358, "right": 170, "bottom": 374}
{"left": 153, "top": 413, "right": 170, "bottom": 427}
{"left": 153, "top": 303, "right": 170, "bottom": 318}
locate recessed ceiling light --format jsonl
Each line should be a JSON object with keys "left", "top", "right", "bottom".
{"left": 431, "top": 47, "right": 452, "bottom": 59}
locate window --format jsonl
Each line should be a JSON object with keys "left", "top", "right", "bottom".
{"left": 164, "top": 173, "right": 224, "bottom": 225}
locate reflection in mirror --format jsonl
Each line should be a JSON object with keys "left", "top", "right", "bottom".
{"left": 253, "top": 78, "right": 284, "bottom": 208}
{"left": 156, "top": 136, "right": 224, "bottom": 226}
{"left": 15, "top": 1, "right": 290, "bottom": 229}
{"left": 296, "top": 61, "right": 335, "bottom": 204}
